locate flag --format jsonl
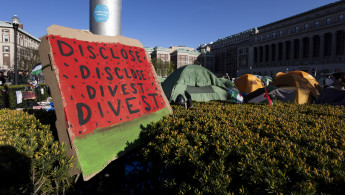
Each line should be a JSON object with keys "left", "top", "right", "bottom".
{"left": 264, "top": 88, "right": 272, "bottom": 105}
{"left": 228, "top": 88, "right": 243, "bottom": 103}
{"left": 314, "top": 68, "right": 317, "bottom": 77}
{"left": 31, "top": 64, "right": 42, "bottom": 75}
{"left": 244, "top": 87, "right": 274, "bottom": 105}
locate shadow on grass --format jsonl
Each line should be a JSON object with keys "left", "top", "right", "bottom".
{"left": 0, "top": 145, "right": 33, "bottom": 194}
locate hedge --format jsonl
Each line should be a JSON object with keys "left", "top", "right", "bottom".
{"left": 0, "top": 86, "right": 6, "bottom": 109}
{"left": 140, "top": 102, "right": 345, "bottom": 194}
{"left": 34, "top": 84, "right": 50, "bottom": 102}
{"left": 4, "top": 84, "right": 49, "bottom": 109}
{"left": 0, "top": 109, "right": 74, "bottom": 194}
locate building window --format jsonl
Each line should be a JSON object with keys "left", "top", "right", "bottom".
{"left": 295, "top": 26, "right": 299, "bottom": 32}
{"left": 260, "top": 35, "right": 263, "bottom": 41}
{"left": 3, "top": 29, "right": 9, "bottom": 33}
{"left": 287, "top": 29, "right": 291, "bottom": 35}
{"left": 326, "top": 18, "right": 331, "bottom": 25}
{"left": 4, "top": 34, "right": 9, "bottom": 42}
{"left": 4, "top": 46, "right": 9, "bottom": 52}
{"left": 272, "top": 32, "right": 276, "bottom": 38}
{"left": 254, "top": 37, "right": 258, "bottom": 42}
{"left": 339, "top": 14, "right": 344, "bottom": 22}
{"left": 279, "top": 30, "right": 283, "bottom": 36}
{"left": 304, "top": 23, "right": 309, "bottom": 30}
{"left": 266, "top": 34, "right": 269, "bottom": 39}
{"left": 315, "top": 21, "right": 319, "bottom": 28}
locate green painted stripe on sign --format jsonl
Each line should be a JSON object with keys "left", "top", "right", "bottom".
{"left": 74, "top": 107, "right": 171, "bottom": 178}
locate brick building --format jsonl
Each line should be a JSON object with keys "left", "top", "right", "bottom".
{"left": 145, "top": 46, "right": 213, "bottom": 70}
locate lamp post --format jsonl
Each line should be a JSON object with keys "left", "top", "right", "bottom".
{"left": 11, "top": 15, "right": 19, "bottom": 85}
{"left": 90, "top": 0, "right": 122, "bottom": 36}
{"left": 249, "top": 66, "right": 252, "bottom": 74}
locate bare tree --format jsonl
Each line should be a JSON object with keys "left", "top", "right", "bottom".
{"left": 18, "top": 48, "right": 40, "bottom": 71}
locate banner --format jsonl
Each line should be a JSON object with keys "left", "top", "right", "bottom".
{"left": 39, "top": 25, "right": 172, "bottom": 180}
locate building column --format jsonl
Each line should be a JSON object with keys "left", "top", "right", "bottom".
{"left": 263, "top": 45, "right": 266, "bottom": 64}
{"left": 320, "top": 33, "right": 325, "bottom": 62}
{"left": 309, "top": 36, "right": 314, "bottom": 62}
{"left": 299, "top": 38, "right": 304, "bottom": 62}
{"left": 343, "top": 30, "right": 345, "bottom": 55}
{"left": 275, "top": 43, "right": 279, "bottom": 64}
{"left": 291, "top": 40, "right": 295, "bottom": 63}
{"left": 283, "top": 41, "right": 287, "bottom": 62}
{"left": 331, "top": 31, "right": 337, "bottom": 62}
{"left": 268, "top": 44, "right": 272, "bottom": 66}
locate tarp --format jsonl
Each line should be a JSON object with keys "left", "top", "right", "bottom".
{"left": 261, "top": 76, "right": 273, "bottom": 86}
{"left": 235, "top": 74, "right": 264, "bottom": 95}
{"left": 271, "top": 73, "right": 319, "bottom": 104}
{"left": 162, "top": 65, "right": 228, "bottom": 102}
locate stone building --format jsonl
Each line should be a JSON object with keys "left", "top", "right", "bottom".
{"left": 197, "top": 44, "right": 215, "bottom": 72}
{"left": 237, "top": 0, "right": 345, "bottom": 77}
{"left": 210, "top": 28, "right": 257, "bottom": 77}
{"left": 0, "top": 21, "right": 40, "bottom": 71}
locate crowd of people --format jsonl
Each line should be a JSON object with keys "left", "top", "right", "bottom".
{"left": 0, "top": 69, "right": 42, "bottom": 86}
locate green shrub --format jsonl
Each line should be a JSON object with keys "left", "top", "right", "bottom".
{"left": 4, "top": 84, "right": 49, "bottom": 109}
{"left": 34, "top": 84, "right": 49, "bottom": 102}
{"left": 0, "top": 109, "right": 74, "bottom": 194}
{"left": 5, "top": 85, "right": 30, "bottom": 109}
{"left": 0, "top": 86, "right": 5, "bottom": 109}
{"left": 141, "top": 102, "right": 345, "bottom": 194}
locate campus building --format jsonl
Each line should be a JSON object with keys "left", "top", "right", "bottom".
{"left": 151, "top": 46, "right": 171, "bottom": 62}
{"left": 170, "top": 49, "right": 200, "bottom": 69}
{"left": 196, "top": 44, "right": 215, "bottom": 72}
{"left": 237, "top": 0, "right": 345, "bottom": 77}
{"left": 210, "top": 28, "right": 257, "bottom": 78}
{"left": 0, "top": 21, "right": 40, "bottom": 72}
{"left": 145, "top": 46, "right": 211, "bottom": 70}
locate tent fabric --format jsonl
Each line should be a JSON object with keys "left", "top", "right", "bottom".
{"left": 269, "top": 88, "right": 297, "bottom": 103}
{"left": 219, "top": 78, "right": 236, "bottom": 89}
{"left": 276, "top": 71, "right": 321, "bottom": 92}
{"left": 162, "top": 65, "right": 228, "bottom": 102}
{"left": 271, "top": 74, "right": 319, "bottom": 104}
{"left": 158, "top": 77, "right": 166, "bottom": 83}
{"left": 235, "top": 74, "right": 264, "bottom": 95}
{"left": 316, "top": 88, "right": 345, "bottom": 106}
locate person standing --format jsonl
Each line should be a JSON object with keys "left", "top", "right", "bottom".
{"left": 17, "top": 70, "right": 28, "bottom": 85}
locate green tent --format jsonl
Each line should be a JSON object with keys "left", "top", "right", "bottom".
{"left": 162, "top": 65, "right": 229, "bottom": 102}
{"left": 158, "top": 77, "right": 166, "bottom": 83}
{"left": 219, "top": 78, "right": 236, "bottom": 89}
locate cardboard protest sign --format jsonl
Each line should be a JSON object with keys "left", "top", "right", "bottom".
{"left": 39, "top": 25, "right": 172, "bottom": 180}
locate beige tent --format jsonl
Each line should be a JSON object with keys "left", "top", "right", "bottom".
{"left": 271, "top": 74, "right": 319, "bottom": 104}
{"left": 235, "top": 74, "right": 263, "bottom": 95}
